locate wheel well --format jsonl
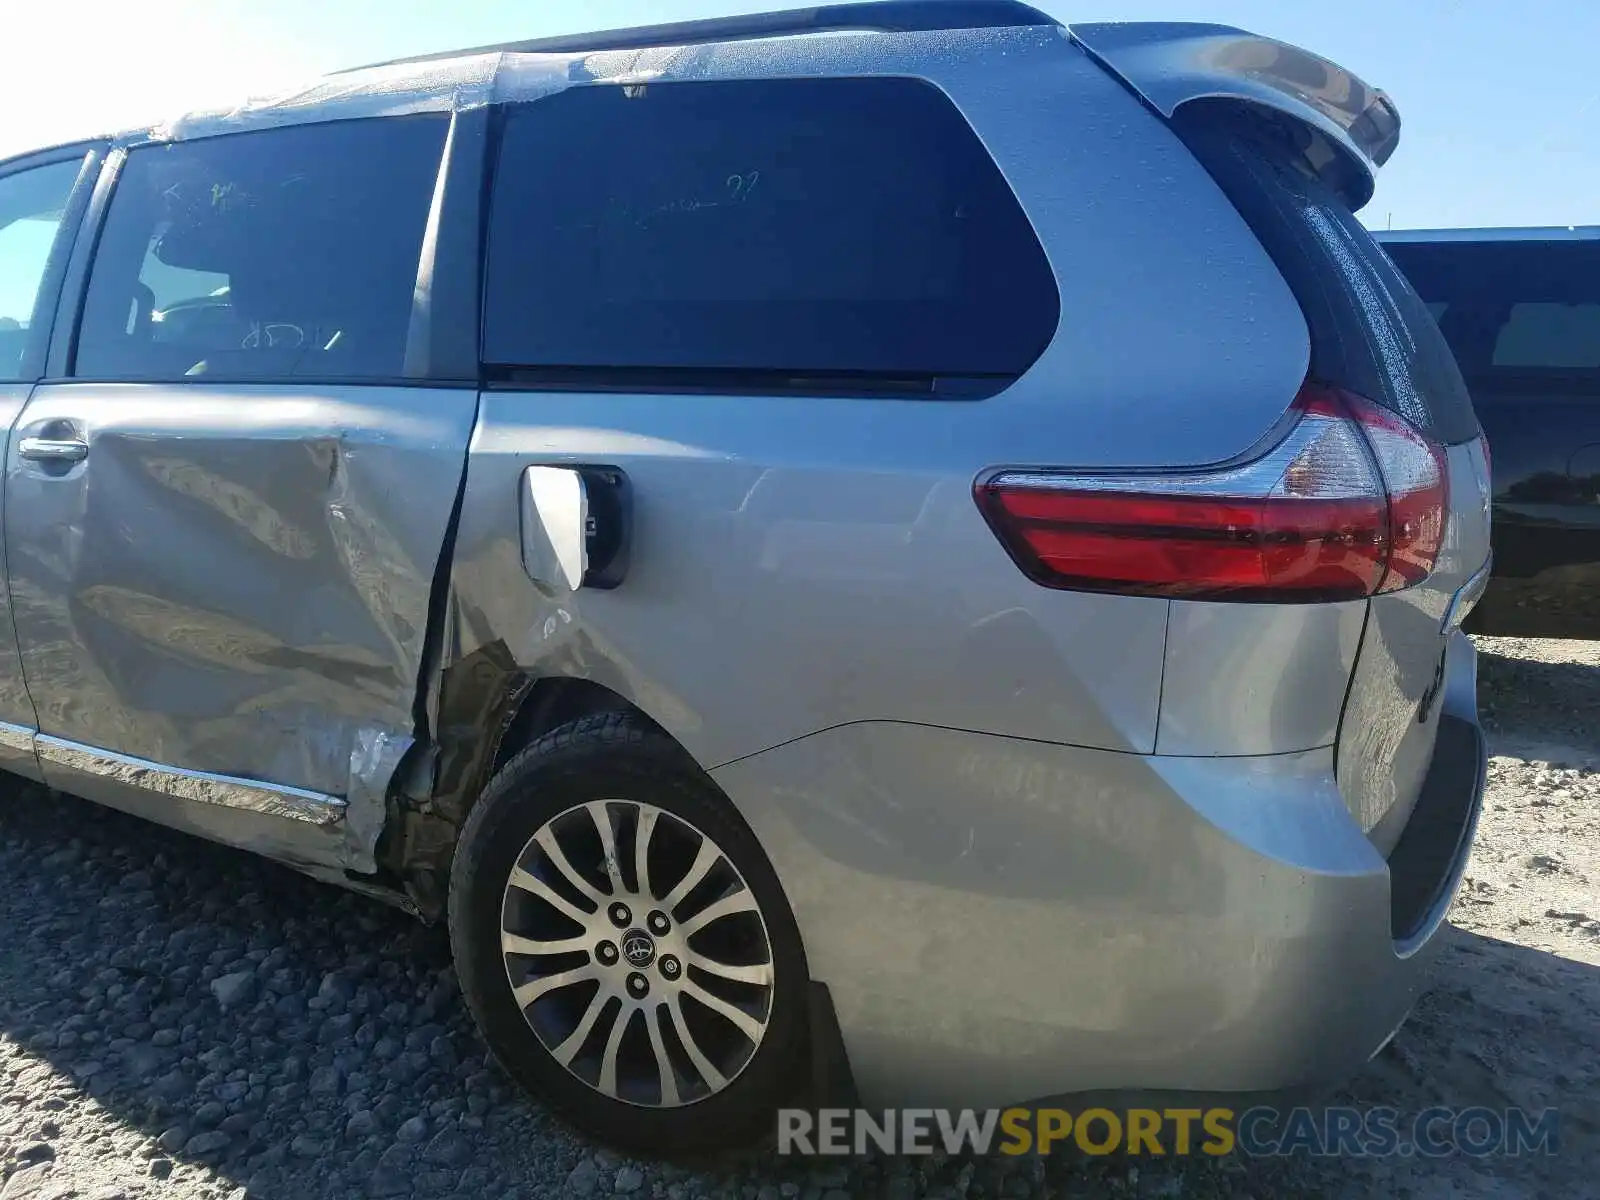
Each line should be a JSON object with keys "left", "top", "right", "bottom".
{"left": 492, "top": 677, "right": 660, "bottom": 774}
{"left": 391, "top": 659, "right": 680, "bottom": 919}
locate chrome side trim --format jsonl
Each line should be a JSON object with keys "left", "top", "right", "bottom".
{"left": 0, "top": 720, "right": 35, "bottom": 758}
{"left": 35, "top": 735, "right": 346, "bottom": 826}
{"left": 0, "top": 721, "right": 44, "bottom": 783}
{"left": 1442, "top": 556, "right": 1493, "bottom": 635}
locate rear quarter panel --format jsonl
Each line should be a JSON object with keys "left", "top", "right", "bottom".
{"left": 446, "top": 25, "right": 1316, "bottom": 769}
{"left": 1339, "top": 440, "right": 1492, "bottom": 851}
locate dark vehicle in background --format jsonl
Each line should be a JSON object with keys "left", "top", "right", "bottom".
{"left": 1382, "top": 228, "right": 1600, "bottom": 638}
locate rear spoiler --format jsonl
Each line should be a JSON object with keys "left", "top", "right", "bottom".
{"left": 1070, "top": 22, "right": 1400, "bottom": 210}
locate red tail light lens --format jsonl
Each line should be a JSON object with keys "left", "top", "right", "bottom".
{"left": 976, "top": 382, "right": 1448, "bottom": 602}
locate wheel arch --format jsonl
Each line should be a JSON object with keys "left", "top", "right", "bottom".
{"left": 387, "top": 642, "right": 687, "bottom": 918}
{"left": 389, "top": 644, "right": 849, "bottom": 1115}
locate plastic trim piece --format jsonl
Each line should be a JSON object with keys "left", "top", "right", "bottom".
{"left": 1070, "top": 21, "right": 1400, "bottom": 209}
{"left": 44, "top": 147, "right": 122, "bottom": 381}
{"left": 1387, "top": 713, "right": 1486, "bottom": 953}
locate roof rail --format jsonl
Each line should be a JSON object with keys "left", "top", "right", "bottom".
{"left": 333, "top": 1, "right": 1058, "bottom": 74}
{"left": 1374, "top": 226, "right": 1600, "bottom": 244}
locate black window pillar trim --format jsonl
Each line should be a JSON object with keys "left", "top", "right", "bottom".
{"left": 46, "top": 147, "right": 125, "bottom": 381}
{"left": 415, "top": 105, "right": 488, "bottom": 384}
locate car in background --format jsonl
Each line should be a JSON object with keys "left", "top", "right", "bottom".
{"left": 1381, "top": 228, "right": 1600, "bottom": 638}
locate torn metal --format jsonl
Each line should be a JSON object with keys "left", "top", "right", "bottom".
{"left": 344, "top": 726, "right": 415, "bottom": 875}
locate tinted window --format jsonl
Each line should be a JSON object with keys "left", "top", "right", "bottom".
{"left": 1495, "top": 304, "right": 1600, "bottom": 369}
{"left": 0, "top": 158, "right": 84, "bottom": 381}
{"left": 1174, "top": 107, "right": 1481, "bottom": 444}
{"left": 76, "top": 116, "right": 448, "bottom": 381}
{"left": 1385, "top": 239, "right": 1600, "bottom": 378}
{"left": 484, "top": 79, "right": 1059, "bottom": 391}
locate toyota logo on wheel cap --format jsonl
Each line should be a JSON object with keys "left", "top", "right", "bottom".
{"left": 621, "top": 930, "right": 656, "bottom": 968}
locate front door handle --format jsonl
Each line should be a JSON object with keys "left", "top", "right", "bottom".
{"left": 18, "top": 437, "right": 88, "bottom": 464}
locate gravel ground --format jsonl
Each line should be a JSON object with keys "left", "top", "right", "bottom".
{"left": 0, "top": 636, "right": 1594, "bottom": 1200}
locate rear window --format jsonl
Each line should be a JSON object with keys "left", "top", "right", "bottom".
{"left": 483, "top": 77, "right": 1059, "bottom": 395}
{"left": 1173, "top": 106, "right": 1481, "bottom": 445}
{"left": 1384, "top": 239, "right": 1600, "bottom": 377}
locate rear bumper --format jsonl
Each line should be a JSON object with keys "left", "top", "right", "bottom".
{"left": 1389, "top": 710, "right": 1486, "bottom": 953}
{"left": 713, "top": 636, "right": 1487, "bottom": 1109}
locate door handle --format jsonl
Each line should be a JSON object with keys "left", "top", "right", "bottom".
{"left": 18, "top": 437, "right": 88, "bottom": 464}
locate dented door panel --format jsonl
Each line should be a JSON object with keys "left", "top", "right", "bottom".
{"left": 5, "top": 382, "right": 475, "bottom": 846}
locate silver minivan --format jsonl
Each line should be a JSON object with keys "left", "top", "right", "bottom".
{"left": 0, "top": 2, "right": 1490, "bottom": 1153}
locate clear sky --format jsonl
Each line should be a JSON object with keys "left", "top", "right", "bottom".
{"left": 0, "top": 0, "right": 1595, "bottom": 232}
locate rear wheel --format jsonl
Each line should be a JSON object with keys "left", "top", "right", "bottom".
{"left": 448, "top": 712, "right": 808, "bottom": 1152}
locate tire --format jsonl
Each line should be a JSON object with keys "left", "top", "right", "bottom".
{"left": 448, "top": 711, "right": 809, "bottom": 1154}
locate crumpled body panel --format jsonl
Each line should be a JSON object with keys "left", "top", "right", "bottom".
{"left": 5, "top": 383, "right": 475, "bottom": 805}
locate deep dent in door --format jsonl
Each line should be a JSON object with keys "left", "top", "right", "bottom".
{"left": 5, "top": 384, "right": 477, "bottom": 873}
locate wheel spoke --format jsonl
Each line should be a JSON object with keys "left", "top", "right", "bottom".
{"left": 666, "top": 991, "right": 727, "bottom": 1092}
{"left": 550, "top": 990, "right": 610, "bottom": 1066}
{"left": 507, "top": 866, "right": 591, "bottom": 926}
{"left": 688, "top": 954, "right": 773, "bottom": 987}
{"left": 661, "top": 837, "right": 719, "bottom": 914}
{"left": 642, "top": 1003, "right": 681, "bottom": 1106}
{"left": 586, "top": 801, "right": 625, "bottom": 895}
{"left": 633, "top": 805, "right": 660, "bottom": 901}
{"left": 511, "top": 964, "right": 597, "bottom": 1008}
{"left": 534, "top": 826, "right": 606, "bottom": 907}
{"left": 678, "top": 888, "right": 759, "bottom": 938}
{"left": 683, "top": 980, "right": 765, "bottom": 1043}
{"left": 596, "top": 1004, "right": 632, "bottom": 1098}
{"left": 501, "top": 931, "right": 591, "bottom": 958}
{"left": 505, "top": 800, "right": 774, "bottom": 1108}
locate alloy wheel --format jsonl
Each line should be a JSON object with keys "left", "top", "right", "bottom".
{"left": 499, "top": 799, "right": 776, "bottom": 1107}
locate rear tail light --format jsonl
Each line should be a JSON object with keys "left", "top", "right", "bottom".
{"left": 975, "top": 381, "right": 1447, "bottom": 602}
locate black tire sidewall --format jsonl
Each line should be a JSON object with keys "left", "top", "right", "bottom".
{"left": 449, "top": 715, "right": 809, "bottom": 1154}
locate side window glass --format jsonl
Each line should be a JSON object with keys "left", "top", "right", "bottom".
{"left": 483, "top": 77, "right": 1059, "bottom": 390}
{"left": 0, "top": 158, "right": 85, "bottom": 381}
{"left": 1387, "top": 239, "right": 1600, "bottom": 381}
{"left": 75, "top": 115, "right": 448, "bottom": 382}
{"left": 1493, "top": 303, "right": 1600, "bottom": 370}
{"left": 145, "top": 244, "right": 239, "bottom": 351}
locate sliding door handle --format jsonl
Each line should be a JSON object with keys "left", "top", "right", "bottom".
{"left": 18, "top": 437, "right": 88, "bottom": 464}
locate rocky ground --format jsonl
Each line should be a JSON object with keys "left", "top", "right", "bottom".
{"left": 0, "top": 636, "right": 1594, "bottom": 1200}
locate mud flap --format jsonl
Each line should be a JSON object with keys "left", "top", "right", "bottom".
{"left": 806, "top": 982, "right": 860, "bottom": 1109}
